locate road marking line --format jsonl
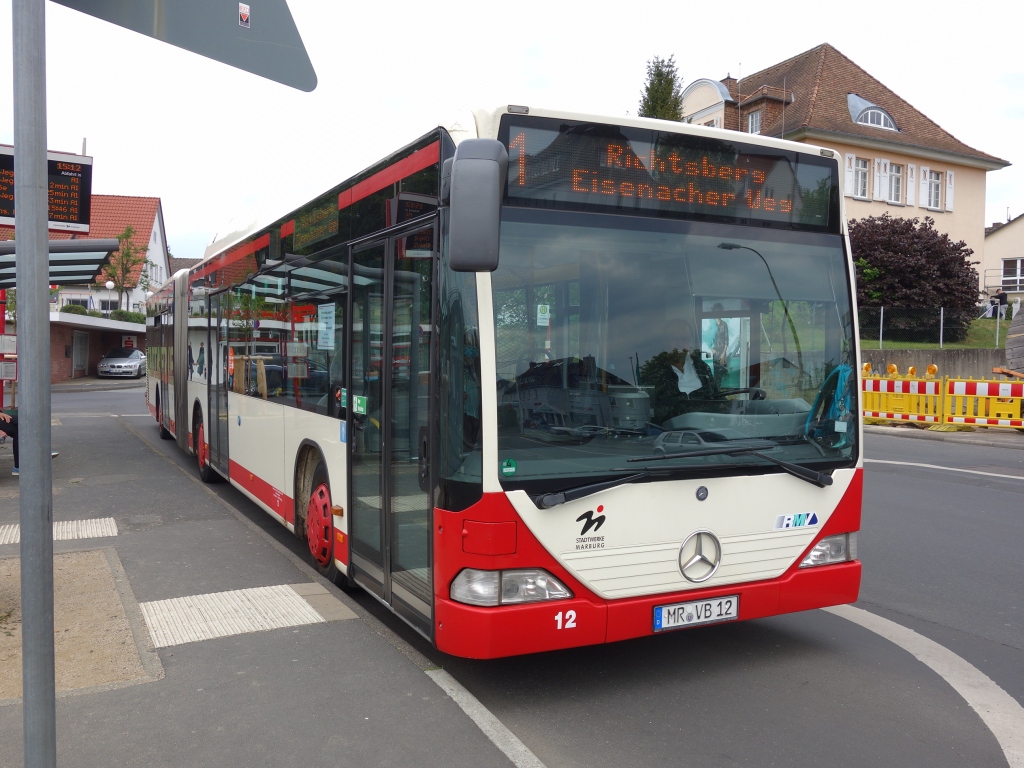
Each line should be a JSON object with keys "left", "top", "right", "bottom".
{"left": 0, "top": 517, "right": 118, "bottom": 545}
{"left": 864, "top": 458, "right": 1024, "bottom": 481}
{"left": 426, "top": 669, "right": 546, "bottom": 768}
{"left": 140, "top": 585, "right": 326, "bottom": 648}
{"left": 827, "top": 605, "right": 1024, "bottom": 768}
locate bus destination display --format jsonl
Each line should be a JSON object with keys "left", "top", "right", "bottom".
{"left": 499, "top": 115, "right": 838, "bottom": 231}
{"left": 0, "top": 146, "right": 93, "bottom": 232}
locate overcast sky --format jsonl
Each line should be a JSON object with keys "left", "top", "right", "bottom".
{"left": 1, "top": 0, "right": 1020, "bottom": 261}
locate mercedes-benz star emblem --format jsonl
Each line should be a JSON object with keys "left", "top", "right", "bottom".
{"left": 678, "top": 530, "right": 722, "bottom": 583}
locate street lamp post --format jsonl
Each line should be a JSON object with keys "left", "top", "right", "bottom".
{"left": 105, "top": 280, "right": 114, "bottom": 317}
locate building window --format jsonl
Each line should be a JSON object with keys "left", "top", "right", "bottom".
{"left": 888, "top": 163, "right": 903, "bottom": 203}
{"left": 854, "top": 158, "right": 869, "bottom": 198}
{"left": 64, "top": 298, "right": 88, "bottom": 308}
{"left": 747, "top": 110, "right": 761, "bottom": 134}
{"left": 703, "top": 118, "right": 718, "bottom": 128}
{"left": 857, "top": 108, "right": 897, "bottom": 131}
{"left": 1003, "top": 259, "right": 1024, "bottom": 292}
{"left": 100, "top": 299, "right": 117, "bottom": 312}
{"left": 928, "top": 170, "right": 942, "bottom": 209}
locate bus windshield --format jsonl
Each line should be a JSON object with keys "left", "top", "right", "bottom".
{"left": 491, "top": 208, "right": 857, "bottom": 485}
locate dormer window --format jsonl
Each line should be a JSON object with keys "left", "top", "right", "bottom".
{"left": 857, "top": 108, "right": 897, "bottom": 130}
{"left": 847, "top": 94, "right": 898, "bottom": 132}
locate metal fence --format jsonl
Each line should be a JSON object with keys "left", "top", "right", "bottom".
{"left": 858, "top": 306, "right": 1012, "bottom": 349}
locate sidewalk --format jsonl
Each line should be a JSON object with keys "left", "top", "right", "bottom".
{"left": 864, "top": 422, "right": 1024, "bottom": 450}
{"left": 0, "top": 407, "right": 517, "bottom": 768}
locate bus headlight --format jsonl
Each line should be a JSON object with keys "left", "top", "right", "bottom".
{"left": 800, "top": 533, "right": 857, "bottom": 567}
{"left": 500, "top": 569, "right": 572, "bottom": 604}
{"left": 450, "top": 568, "right": 572, "bottom": 606}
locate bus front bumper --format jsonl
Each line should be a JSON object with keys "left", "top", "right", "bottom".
{"left": 433, "top": 560, "right": 861, "bottom": 659}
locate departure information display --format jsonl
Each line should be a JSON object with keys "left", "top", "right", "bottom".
{"left": 498, "top": 115, "right": 839, "bottom": 232}
{"left": 0, "top": 146, "right": 93, "bottom": 232}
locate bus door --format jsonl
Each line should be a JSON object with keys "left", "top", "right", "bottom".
{"left": 348, "top": 224, "right": 435, "bottom": 635}
{"left": 208, "top": 290, "right": 230, "bottom": 475}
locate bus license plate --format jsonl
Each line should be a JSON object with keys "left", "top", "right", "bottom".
{"left": 653, "top": 595, "right": 739, "bottom": 632}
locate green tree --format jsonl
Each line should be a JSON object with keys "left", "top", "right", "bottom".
{"left": 850, "top": 214, "right": 979, "bottom": 341}
{"left": 100, "top": 225, "right": 148, "bottom": 311}
{"left": 638, "top": 55, "right": 684, "bottom": 121}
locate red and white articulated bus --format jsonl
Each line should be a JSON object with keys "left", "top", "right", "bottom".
{"left": 147, "top": 106, "right": 862, "bottom": 659}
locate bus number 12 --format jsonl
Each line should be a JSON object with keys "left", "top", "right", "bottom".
{"left": 555, "top": 610, "right": 577, "bottom": 630}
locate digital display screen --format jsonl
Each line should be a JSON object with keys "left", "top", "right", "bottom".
{"left": 293, "top": 199, "right": 339, "bottom": 251}
{"left": 0, "top": 147, "right": 93, "bottom": 232}
{"left": 498, "top": 115, "right": 839, "bottom": 231}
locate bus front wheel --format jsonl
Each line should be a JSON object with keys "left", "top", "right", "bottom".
{"left": 305, "top": 461, "right": 353, "bottom": 588}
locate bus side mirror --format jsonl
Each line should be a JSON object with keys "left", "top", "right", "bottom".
{"left": 448, "top": 139, "right": 508, "bottom": 272}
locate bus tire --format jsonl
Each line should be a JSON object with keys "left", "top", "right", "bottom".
{"left": 193, "top": 411, "right": 217, "bottom": 484}
{"left": 305, "top": 460, "right": 353, "bottom": 588}
{"left": 156, "top": 397, "right": 172, "bottom": 440}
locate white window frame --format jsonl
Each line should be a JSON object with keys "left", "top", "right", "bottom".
{"left": 888, "top": 163, "right": 903, "bottom": 204}
{"left": 857, "top": 108, "right": 897, "bottom": 131}
{"left": 1003, "top": 259, "right": 1024, "bottom": 292}
{"left": 854, "top": 158, "right": 869, "bottom": 199}
{"left": 747, "top": 110, "right": 761, "bottom": 134}
{"left": 927, "top": 170, "right": 942, "bottom": 209}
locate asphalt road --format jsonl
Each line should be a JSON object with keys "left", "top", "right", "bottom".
{"left": 3, "top": 389, "right": 1021, "bottom": 767}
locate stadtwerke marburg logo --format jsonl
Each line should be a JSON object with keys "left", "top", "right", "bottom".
{"left": 575, "top": 505, "right": 606, "bottom": 550}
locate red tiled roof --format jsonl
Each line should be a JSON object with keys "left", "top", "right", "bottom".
{"left": 0, "top": 194, "right": 162, "bottom": 287}
{"left": 735, "top": 43, "right": 1008, "bottom": 166}
{"left": 168, "top": 256, "right": 201, "bottom": 276}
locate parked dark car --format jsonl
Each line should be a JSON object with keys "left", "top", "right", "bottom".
{"left": 97, "top": 348, "right": 146, "bottom": 378}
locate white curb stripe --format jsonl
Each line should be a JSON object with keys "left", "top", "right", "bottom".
{"left": 140, "top": 585, "right": 325, "bottom": 648}
{"left": 0, "top": 517, "right": 118, "bottom": 544}
{"left": 827, "top": 605, "right": 1024, "bottom": 768}
{"left": 864, "top": 458, "right": 1024, "bottom": 481}
{"left": 426, "top": 669, "right": 546, "bottom": 768}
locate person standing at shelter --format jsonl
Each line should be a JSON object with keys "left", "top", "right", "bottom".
{"left": 0, "top": 412, "right": 57, "bottom": 477}
{"left": 187, "top": 342, "right": 195, "bottom": 380}
{"left": 0, "top": 411, "right": 19, "bottom": 476}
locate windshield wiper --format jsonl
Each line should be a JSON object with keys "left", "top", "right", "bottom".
{"left": 533, "top": 470, "right": 677, "bottom": 509}
{"left": 627, "top": 443, "right": 833, "bottom": 488}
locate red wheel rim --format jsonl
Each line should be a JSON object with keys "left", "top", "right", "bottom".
{"left": 306, "top": 482, "right": 333, "bottom": 567}
{"left": 197, "top": 422, "right": 207, "bottom": 468}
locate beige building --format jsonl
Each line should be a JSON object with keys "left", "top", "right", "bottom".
{"left": 983, "top": 215, "right": 1024, "bottom": 300}
{"left": 682, "top": 44, "right": 1009, "bottom": 294}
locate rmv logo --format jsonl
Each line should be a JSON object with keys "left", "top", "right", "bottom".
{"left": 774, "top": 512, "right": 819, "bottom": 530}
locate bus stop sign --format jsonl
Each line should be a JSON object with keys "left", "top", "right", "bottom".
{"left": 51, "top": 0, "right": 317, "bottom": 91}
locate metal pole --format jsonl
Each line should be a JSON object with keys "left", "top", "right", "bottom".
{"left": 879, "top": 306, "right": 884, "bottom": 350}
{"left": 996, "top": 311, "right": 1000, "bottom": 350}
{"left": 940, "top": 307, "right": 944, "bottom": 349}
{"left": 13, "top": 0, "right": 57, "bottom": 766}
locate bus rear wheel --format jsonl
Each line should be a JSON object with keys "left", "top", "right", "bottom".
{"left": 157, "top": 398, "right": 172, "bottom": 440}
{"left": 305, "top": 461, "right": 352, "bottom": 588}
{"left": 194, "top": 418, "right": 216, "bottom": 483}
